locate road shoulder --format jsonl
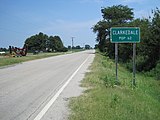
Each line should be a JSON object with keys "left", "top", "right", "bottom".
{"left": 41, "top": 51, "right": 95, "bottom": 120}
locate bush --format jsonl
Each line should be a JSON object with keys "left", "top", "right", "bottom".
{"left": 126, "top": 55, "right": 150, "bottom": 72}
{"left": 136, "top": 55, "right": 150, "bottom": 72}
{"left": 57, "top": 47, "right": 68, "bottom": 52}
{"left": 155, "top": 62, "right": 160, "bottom": 80}
{"left": 146, "top": 61, "right": 160, "bottom": 80}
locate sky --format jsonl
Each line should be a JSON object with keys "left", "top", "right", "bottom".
{"left": 0, "top": 0, "right": 160, "bottom": 48}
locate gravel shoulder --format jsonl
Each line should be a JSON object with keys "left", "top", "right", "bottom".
{"left": 41, "top": 51, "right": 95, "bottom": 120}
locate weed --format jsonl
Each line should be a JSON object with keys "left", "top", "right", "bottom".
{"left": 110, "top": 94, "right": 120, "bottom": 108}
{"left": 101, "top": 75, "right": 115, "bottom": 88}
{"left": 69, "top": 51, "right": 160, "bottom": 120}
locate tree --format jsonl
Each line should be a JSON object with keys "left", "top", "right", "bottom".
{"left": 92, "top": 5, "right": 134, "bottom": 54}
{"left": 93, "top": 5, "right": 160, "bottom": 75}
{"left": 48, "top": 35, "right": 67, "bottom": 52}
{"left": 127, "top": 8, "right": 160, "bottom": 72}
{"left": 150, "top": 8, "right": 160, "bottom": 64}
{"left": 68, "top": 46, "right": 71, "bottom": 49}
{"left": 101, "top": 5, "right": 134, "bottom": 25}
{"left": 85, "top": 45, "right": 91, "bottom": 49}
{"left": 75, "top": 45, "right": 81, "bottom": 49}
{"left": 0, "top": 47, "right": 7, "bottom": 52}
{"left": 139, "top": 8, "right": 160, "bottom": 71}
{"left": 25, "top": 33, "right": 66, "bottom": 52}
{"left": 92, "top": 20, "right": 108, "bottom": 52}
{"left": 25, "top": 32, "right": 48, "bottom": 51}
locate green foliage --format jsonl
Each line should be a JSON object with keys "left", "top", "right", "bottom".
{"left": 0, "top": 47, "right": 8, "bottom": 52}
{"left": 92, "top": 5, "right": 134, "bottom": 53}
{"left": 25, "top": 32, "right": 66, "bottom": 52}
{"left": 85, "top": 45, "right": 91, "bottom": 49}
{"left": 146, "top": 61, "right": 160, "bottom": 80}
{"left": 101, "top": 75, "right": 115, "bottom": 87}
{"left": 153, "top": 62, "right": 160, "bottom": 80}
{"left": 118, "top": 44, "right": 132, "bottom": 62}
{"left": 48, "top": 36, "right": 64, "bottom": 52}
{"left": 59, "top": 47, "right": 68, "bottom": 52}
{"left": 154, "top": 62, "right": 160, "bottom": 80}
{"left": 0, "top": 52, "right": 64, "bottom": 67}
{"left": 101, "top": 5, "right": 134, "bottom": 25}
{"left": 92, "top": 20, "right": 108, "bottom": 52}
{"left": 128, "top": 9, "right": 160, "bottom": 72}
{"left": 25, "top": 32, "right": 48, "bottom": 51}
{"left": 110, "top": 94, "right": 121, "bottom": 108}
{"left": 93, "top": 5, "right": 160, "bottom": 78}
{"left": 69, "top": 52, "right": 160, "bottom": 120}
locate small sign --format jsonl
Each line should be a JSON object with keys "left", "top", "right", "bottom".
{"left": 110, "top": 27, "right": 140, "bottom": 43}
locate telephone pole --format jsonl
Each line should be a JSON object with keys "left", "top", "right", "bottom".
{"left": 71, "top": 37, "right": 75, "bottom": 52}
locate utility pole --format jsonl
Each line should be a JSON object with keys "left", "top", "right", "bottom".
{"left": 71, "top": 37, "right": 75, "bottom": 52}
{"left": 83, "top": 43, "right": 85, "bottom": 49}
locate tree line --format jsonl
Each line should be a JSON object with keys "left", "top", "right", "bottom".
{"left": 24, "top": 32, "right": 91, "bottom": 53}
{"left": 92, "top": 5, "right": 160, "bottom": 79}
{"left": 25, "top": 32, "right": 68, "bottom": 52}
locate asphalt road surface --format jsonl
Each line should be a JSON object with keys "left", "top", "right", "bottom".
{"left": 0, "top": 50, "right": 95, "bottom": 120}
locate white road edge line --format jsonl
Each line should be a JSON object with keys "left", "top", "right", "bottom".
{"left": 34, "top": 56, "right": 90, "bottom": 120}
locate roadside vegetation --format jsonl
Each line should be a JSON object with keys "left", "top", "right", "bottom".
{"left": 0, "top": 49, "right": 86, "bottom": 67}
{"left": 69, "top": 51, "right": 160, "bottom": 120}
{"left": 92, "top": 5, "right": 160, "bottom": 80}
{"left": 0, "top": 52, "right": 63, "bottom": 67}
{"left": 69, "top": 5, "right": 160, "bottom": 120}
{"left": 25, "top": 32, "right": 68, "bottom": 52}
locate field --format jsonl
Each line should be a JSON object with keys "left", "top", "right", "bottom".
{"left": 0, "top": 52, "right": 67, "bottom": 67}
{"left": 69, "top": 51, "right": 160, "bottom": 120}
{"left": 0, "top": 49, "right": 85, "bottom": 67}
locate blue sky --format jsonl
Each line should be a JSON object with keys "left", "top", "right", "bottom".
{"left": 0, "top": 0, "right": 160, "bottom": 48}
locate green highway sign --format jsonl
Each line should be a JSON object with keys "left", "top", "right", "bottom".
{"left": 110, "top": 27, "right": 140, "bottom": 43}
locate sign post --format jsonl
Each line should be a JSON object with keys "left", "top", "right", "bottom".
{"left": 110, "top": 27, "right": 140, "bottom": 86}
{"left": 115, "top": 43, "right": 118, "bottom": 83}
{"left": 133, "top": 43, "right": 136, "bottom": 86}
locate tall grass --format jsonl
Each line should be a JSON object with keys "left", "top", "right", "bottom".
{"left": 69, "top": 51, "right": 160, "bottom": 120}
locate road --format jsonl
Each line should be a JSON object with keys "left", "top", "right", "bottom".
{"left": 0, "top": 50, "right": 95, "bottom": 120}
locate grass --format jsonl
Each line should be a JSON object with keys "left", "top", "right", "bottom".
{"left": 68, "top": 49, "right": 85, "bottom": 52}
{"left": 0, "top": 52, "right": 64, "bottom": 67}
{"left": 69, "top": 51, "right": 160, "bottom": 120}
{"left": 0, "top": 49, "right": 85, "bottom": 67}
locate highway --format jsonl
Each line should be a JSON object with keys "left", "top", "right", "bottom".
{"left": 0, "top": 50, "right": 95, "bottom": 120}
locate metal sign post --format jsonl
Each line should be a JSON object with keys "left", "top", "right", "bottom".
{"left": 133, "top": 43, "right": 136, "bottom": 86}
{"left": 110, "top": 27, "right": 140, "bottom": 86}
{"left": 115, "top": 43, "right": 118, "bottom": 84}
